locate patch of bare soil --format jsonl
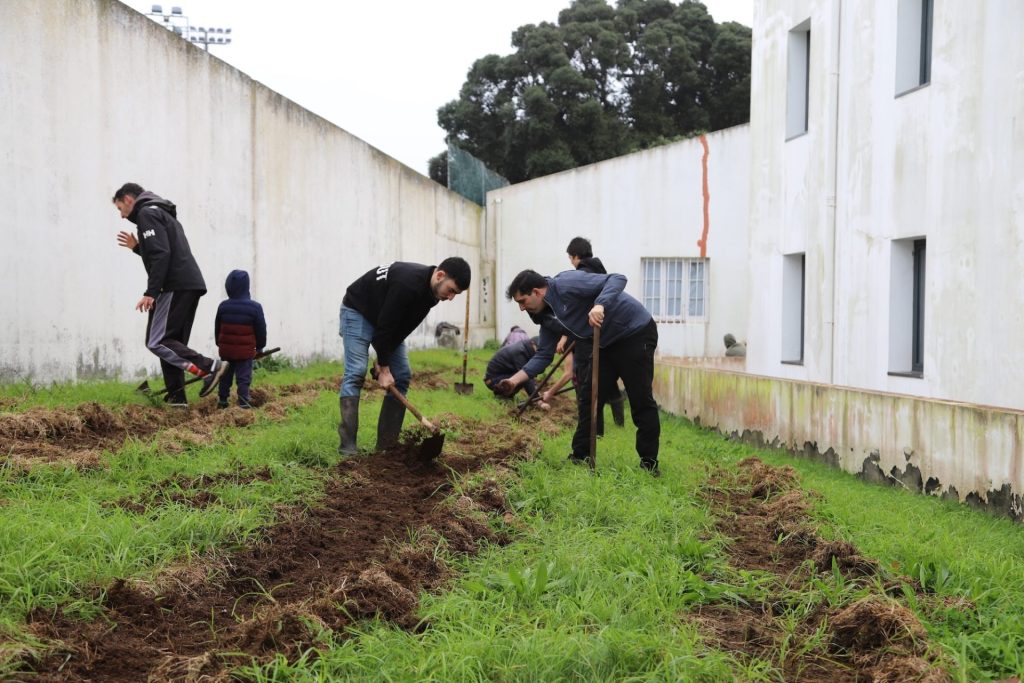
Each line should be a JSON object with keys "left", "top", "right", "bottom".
{"left": 0, "top": 379, "right": 335, "bottom": 469}
{"left": 22, "top": 406, "right": 574, "bottom": 682}
{"left": 692, "top": 457, "right": 951, "bottom": 682}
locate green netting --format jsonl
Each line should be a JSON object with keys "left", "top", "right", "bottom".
{"left": 447, "top": 143, "right": 509, "bottom": 206}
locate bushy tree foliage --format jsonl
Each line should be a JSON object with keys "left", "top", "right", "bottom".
{"left": 434, "top": 0, "right": 751, "bottom": 183}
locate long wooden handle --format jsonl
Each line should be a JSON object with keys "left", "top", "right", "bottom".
{"left": 517, "top": 340, "right": 576, "bottom": 417}
{"left": 588, "top": 327, "right": 600, "bottom": 470}
{"left": 461, "top": 288, "right": 471, "bottom": 382}
{"left": 386, "top": 385, "right": 431, "bottom": 428}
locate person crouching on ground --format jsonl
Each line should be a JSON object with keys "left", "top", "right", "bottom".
{"left": 499, "top": 268, "right": 661, "bottom": 475}
{"left": 337, "top": 258, "right": 471, "bottom": 455}
{"left": 484, "top": 336, "right": 550, "bottom": 408}
{"left": 214, "top": 269, "right": 267, "bottom": 409}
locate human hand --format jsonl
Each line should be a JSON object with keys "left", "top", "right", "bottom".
{"left": 555, "top": 335, "right": 568, "bottom": 354}
{"left": 496, "top": 378, "right": 516, "bottom": 397}
{"left": 377, "top": 366, "right": 395, "bottom": 390}
{"left": 588, "top": 304, "right": 605, "bottom": 327}
{"left": 135, "top": 296, "right": 155, "bottom": 312}
{"left": 117, "top": 231, "right": 138, "bottom": 250}
{"left": 541, "top": 389, "right": 553, "bottom": 403}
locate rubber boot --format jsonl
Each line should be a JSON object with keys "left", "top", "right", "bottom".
{"left": 609, "top": 396, "right": 626, "bottom": 427}
{"left": 338, "top": 396, "right": 360, "bottom": 455}
{"left": 375, "top": 395, "right": 407, "bottom": 451}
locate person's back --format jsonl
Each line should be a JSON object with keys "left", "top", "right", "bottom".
{"left": 501, "top": 325, "right": 530, "bottom": 348}
{"left": 215, "top": 270, "right": 267, "bottom": 408}
{"left": 485, "top": 338, "right": 538, "bottom": 397}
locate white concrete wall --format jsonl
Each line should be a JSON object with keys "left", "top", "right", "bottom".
{"left": 488, "top": 126, "right": 751, "bottom": 359}
{"left": 747, "top": 0, "right": 1024, "bottom": 412}
{"left": 0, "top": 0, "right": 487, "bottom": 383}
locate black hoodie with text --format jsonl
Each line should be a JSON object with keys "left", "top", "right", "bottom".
{"left": 342, "top": 262, "right": 439, "bottom": 366}
{"left": 127, "top": 191, "right": 206, "bottom": 297}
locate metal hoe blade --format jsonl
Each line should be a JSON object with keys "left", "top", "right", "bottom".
{"left": 417, "top": 432, "right": 446, "bottom": 461}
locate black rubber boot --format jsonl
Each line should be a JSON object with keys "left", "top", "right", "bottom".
{"left": 609, "top": 396, "right": 626, "bottom": 427}
{"left": 338, "top": 396, "right": 360, "bottom": 455}
{"left": 375, "top": 395, "right": 407, "bottom": 451}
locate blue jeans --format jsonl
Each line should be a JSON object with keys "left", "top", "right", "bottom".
{"left": 339, "top": 305, "right": 411, "bottom": 398}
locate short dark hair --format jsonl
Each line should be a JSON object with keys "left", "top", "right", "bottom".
{"left": 566, "top": 236, "right": 593, "bottom": 259}
{"left": 438, "top": 256, "right": 471, "bottom": 290}
{"left": 506, "top": 269, "right": 546, "bottom": 300}
{"left": 112, "top": 183, "right": 145, "bottom": 202}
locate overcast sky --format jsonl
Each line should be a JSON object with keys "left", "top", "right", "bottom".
{"left": 122, "top": 0, "right": 753, "bottom": 177}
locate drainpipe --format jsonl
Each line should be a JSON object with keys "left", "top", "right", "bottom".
{"left": 825, "top": 0, "right": 843, "bottom": 385}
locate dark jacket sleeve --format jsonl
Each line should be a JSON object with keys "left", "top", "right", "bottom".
{"left": 137, "top": 208, "right": 172, "bottom": 297}
{"left": 371, "top": 284, "right": 412, "bottom": 367}
{"left": 522, "top": 325, "right": 559, "bottom": 378}
{"left": 254, "top": 303, "right": 267, "bottom": 350}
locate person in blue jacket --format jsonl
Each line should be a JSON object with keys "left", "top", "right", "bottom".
{"left": 214, "top": 270, "right": 267, "bottom": 409}
{"left": 499, "top": 268, "right": 661, "bottom": 475}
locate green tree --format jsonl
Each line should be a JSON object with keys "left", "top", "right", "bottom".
{"left": 434, "top": 0, "right": 750, "bottom": 183}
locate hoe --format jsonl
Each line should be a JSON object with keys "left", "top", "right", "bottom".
{"left": 136, "top": 347, "right": 281, "bottom": 398}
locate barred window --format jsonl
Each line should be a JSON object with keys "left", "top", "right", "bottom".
{"left": 641, "top": 257, "right": 708, "bottom": 322}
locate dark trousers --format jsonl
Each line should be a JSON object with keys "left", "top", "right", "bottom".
{"left": 218, "top": 358, "right": 253, "bottom": 403}
{"left": 144, "top": 290, "right": 212, "bottom": 403}
{"left": 572, "top": 340, "right": 624, "bottom": 437}
{"left": 571, "top": 320, "right": 660, "bottom": 464}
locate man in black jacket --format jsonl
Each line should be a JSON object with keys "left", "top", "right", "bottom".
{"left": 338, "top": 258, "right": 471, "bottom": 454}
{"left": 114, "top": 183, "right": 226, "bottom": 406}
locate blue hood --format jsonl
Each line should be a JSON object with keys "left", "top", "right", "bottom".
{"left": 225, "top": 269, "right": 250, "bottom": 300}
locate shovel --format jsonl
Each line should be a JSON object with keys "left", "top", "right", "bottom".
{"left": 136, "top": 347, "right": 281, "bottom": 397}
{"left": 454, "top": 288, "right": 473, "bottom": 395}
{"left": 385, "top": 385, "right": 445, "bottom": 461}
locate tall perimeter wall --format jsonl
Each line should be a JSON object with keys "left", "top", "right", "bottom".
{"left": 0, "top": 0, "right": 489, "bottom": 383}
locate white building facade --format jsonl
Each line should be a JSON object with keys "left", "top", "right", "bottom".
{"left": 658, "top": 0, "right": 1024, "bottom": 518}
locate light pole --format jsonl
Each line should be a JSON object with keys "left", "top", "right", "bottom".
{"left": 187, "top": 26, "right": 233, "bottom": 52}
{"left": 143, "top": 5, "right": 233, "bottom": 52}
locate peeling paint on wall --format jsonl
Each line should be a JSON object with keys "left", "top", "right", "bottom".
{"left": 656, "top": 359, "right": 1024, "bottom": 522}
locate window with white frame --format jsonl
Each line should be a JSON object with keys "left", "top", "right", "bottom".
{"left": 781, "top": 253, "right": 806, "bottom": 364}
{"left": 641, "top": 257, "right": 708, "bottom": 322}
{"left": 895, "top": 0, "right": 933, "bottom": 95}
{"left": 786, "top": 20, "right": 811, "bottom": 139}
{"left": 889, "top": 237, "right": 926, "bottom": 376}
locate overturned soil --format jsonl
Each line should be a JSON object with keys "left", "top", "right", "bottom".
{"left": 0, "top": 373, "right": 476, "bottom": 469}
{"left": 21, "top": 390, "right": 576, "bottom": 682}
{"left": 694, "top": 457, "right": 951, "bottom": 682}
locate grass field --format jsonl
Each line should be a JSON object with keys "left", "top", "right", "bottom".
{"left": 2, "top": 349, "right": 1022, "bottom": 681}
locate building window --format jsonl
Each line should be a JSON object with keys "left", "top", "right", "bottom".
{"left": 781, "top": 253, "right": 805, "bottom": 364}
{"left": 889, "top": 237, "right": 926, "bottom": 376}
{"left": 786, "top": 20, "right": 811, "bottom": 139}
{"left": 895, "top": 0, "right": 933, "bottom": 95}
{"left": 642, "top": 257, "right": 708, "bottom": 322}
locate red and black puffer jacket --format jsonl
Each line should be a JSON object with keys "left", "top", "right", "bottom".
{"left": 214, "top": 270, "right": 267, "bottom": 361}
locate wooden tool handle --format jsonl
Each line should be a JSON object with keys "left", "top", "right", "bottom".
{"left": 386, "top": 385, "right": 428, "bottom": 426}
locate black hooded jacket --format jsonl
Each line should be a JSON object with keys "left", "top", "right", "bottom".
{"left": 128, "top": 191, "right": 207, "bottom": 297}
{"left": 342, "top": 262, "right": 439, "bottom": 366}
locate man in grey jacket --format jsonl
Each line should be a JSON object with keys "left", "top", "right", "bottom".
{"left": 500, "top": 269, "right": 661, "bottom": 475}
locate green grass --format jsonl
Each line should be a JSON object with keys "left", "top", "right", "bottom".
{"left": 3, "top": 350, "right": 1024, "bottom": 681}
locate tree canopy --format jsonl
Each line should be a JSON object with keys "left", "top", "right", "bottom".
{"left": 432, "top": 0, "right": 751, "bottom": 184}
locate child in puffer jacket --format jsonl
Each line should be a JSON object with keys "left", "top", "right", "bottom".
{"left": 214, "top": 270, "right": 267, "bottom": 408}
